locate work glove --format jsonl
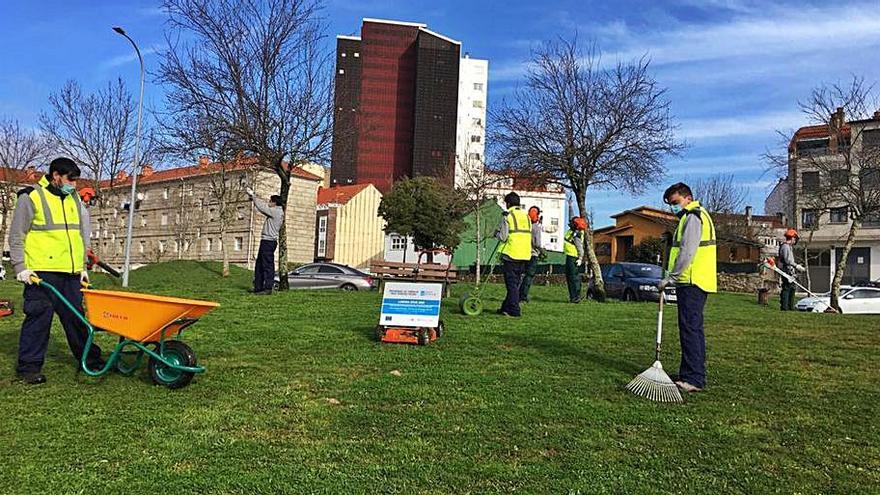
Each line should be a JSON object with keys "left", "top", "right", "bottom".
{"left": 246, "top": 187, "right": 254, "bottom": 197}
{"left": 795, "top": 264, "right": 806, "bottom": 273}
{"left": 659, "top": 276, "right": 675, "bottom": 291}
{"left": 80, "top": 270, "right": 90, "bottom": 285}
{"left": 16, "top": 269, "right": 37, "bottom": 285}
{"left": 576, "top": 258, "right": 583, "bottom": 267}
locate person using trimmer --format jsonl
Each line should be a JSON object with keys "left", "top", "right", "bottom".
{"left": 495, "top": 192, "right": 532, "bottom": 317}
{"left": 659, "top": 182, "right": 716, "bottom": 393}
{"left": 519, "top": 206, "right": 545, "bottom": 303}
{"left": 564, "top": 216, "right": 587, "bottom": 303}
{"left": 777, "top": 228, "right": 806, "bottom": 311}
{"left": 246, "top": 187, "right": 284, "bottom": 295}
{"left": 9, "top": 157, "right": 104, "bottom": 385}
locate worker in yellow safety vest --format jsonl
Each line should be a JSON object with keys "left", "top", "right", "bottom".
{"left": 659, "top": 182, "right": 717, "bottom": 393}
{"left": 495, "top": 192, "right": 532, "bottom": 317}
{"left": 564, "top": 217, "right": 587, "bottom": 303}
{"left": 9, "top": 157, "right": 104, "bottom": 384}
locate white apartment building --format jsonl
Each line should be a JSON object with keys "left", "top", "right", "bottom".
{"left": 486, "top": 175, "right": 567, "bottom": 253}
{"left": 455, "top": 55, "right": 489, "bottom": 189}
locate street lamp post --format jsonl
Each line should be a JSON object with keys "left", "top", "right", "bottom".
{"left": 113, "top": 26, "right": 145, "bottom": 288}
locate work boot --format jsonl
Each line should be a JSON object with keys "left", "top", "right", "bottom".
{"left": 18, "top": 372, "right": 47, "bottom": 385}
{"left": 254, "top": 290, "right": 273, "bottom": 296}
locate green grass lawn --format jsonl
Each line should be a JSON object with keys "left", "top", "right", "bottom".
{"left": 0, "top": 261, "right": 877, "bottom": 494}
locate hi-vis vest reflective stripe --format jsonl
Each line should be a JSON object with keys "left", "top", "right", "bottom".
{"left": 667, "top": 200, "right": 717, "bottom": 293}
{"left": 563, "top": 229, "right": 582, "bottom": 257}
{"left": 23, "top": 176, "right": 85, "bottom": 273}
{"left": 499, "top": 206, "right": 532, "bottom": 261}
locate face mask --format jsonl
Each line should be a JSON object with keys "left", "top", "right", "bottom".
{"left": 670, "top": 204, "right": 682, "bottom": 214}
{"left": 60, "top": 184, "right": 77, "bottom": 196}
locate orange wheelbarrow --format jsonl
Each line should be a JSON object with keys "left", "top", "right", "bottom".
{"left": 32, "top": 276, "right": 219, "bottom": 389}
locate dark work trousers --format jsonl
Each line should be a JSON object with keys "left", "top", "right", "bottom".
{"left": 501, "top": 258, "right": 528, "bottom": 316}
{"left": 676, "top": 284, "right": 708, "bottom": 389}
{"left": 565, "top": 256, "right": 583, "bottom": 302}
{"left": 17, "top": 271, "right": 104, "bottom": 374}
{"left": 253, "top": 239, "right": 278, "bottom": 292}
{"left": 519, "top": 256, "right": 539, "bottom": 302}
{"left": 780, "top": 277, "right": 796, "bottom": 311}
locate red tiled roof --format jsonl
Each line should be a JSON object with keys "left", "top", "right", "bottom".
{"left": 317, "top": 183, "right": 371, "bottom": 205}
{"left": 97, "top": 157, "right": 322, "bottom": 189}
{"left": 0, "top": 167, "right": 42, "bottom": 184}
{"left": 789, "top": 123, "right": 851, "bottom": 149}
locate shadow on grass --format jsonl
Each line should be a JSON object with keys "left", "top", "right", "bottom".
{"left": 504, "top": 333, "right": 641, "bottom": 375}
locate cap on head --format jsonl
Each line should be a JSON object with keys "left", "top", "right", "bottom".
{"left": 571, "top": 216, "right": 587, "bottom": 231}
{"left": 784, "top": 228, "right": 799, "bottom": 239}
{"left": 78, "top": 187, "right": 96, "bottom": 203}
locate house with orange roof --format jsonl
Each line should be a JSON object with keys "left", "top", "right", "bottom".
{"left": 315, "top": 183, "right": 384, "bottom": 268}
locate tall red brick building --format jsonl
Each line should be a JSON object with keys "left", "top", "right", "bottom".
{"left": 330, "top": 19, "right": 461, "bottom": 193}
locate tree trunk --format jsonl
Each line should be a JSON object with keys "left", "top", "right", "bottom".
{"left": 276, "top": 166, "right": 292, "bottom": 291}
{"left": 830, "top": 219, "right": 861, "bottom": 311}
{"left": 220, "top": 224, "right": 230, "bottom": 277}
{"left": 577, "top": 190, "right": 605, "bottom": 301}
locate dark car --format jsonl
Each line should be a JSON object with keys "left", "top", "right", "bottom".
{"left": 274, "top": 262, "right": 377, "bottom": 291}
{"left": 587, "top": 262, "right": 676, "bottom": 302}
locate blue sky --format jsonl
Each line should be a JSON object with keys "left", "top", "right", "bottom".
{"left": 2, "top": 0, "right": 880, "bottom": 226}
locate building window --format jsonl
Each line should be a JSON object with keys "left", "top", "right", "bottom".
{"left": 796, "top": 138, "right": 828, "bottom": 156}
{"left": 205, "top": 238, "right": 212, "bottom": 252}
{"left": 163, "top": 187, "right": 169, "bottom": 200}
{"left": 863, "top": 129, "right": 880, "bottom": 149}
{"left": 138, "top": 241, "right": 145, "bottom": 254}
{"left": 216, "top": 238, "right": 222, "bottom": 251}
{"left": 472, "top": 100, "right": 483, "bottom": 108}
{"left": 802, "top": 208, "right": 819, "bottom": 229}
{"left": 237, "top": 207, "right": 245, "bottom": 220}
{"left": 801, "top": 171, "right": 820, "bottom": 193}
{"left": 353, "top": 52, "right": 359, "bottom": 58}
{"left": 158, "top": 240, "right": 166, "bottom": 253}
{"left": 468, "top": 153, "right": 481, "bottom": 161}
{"left": 338, "top": 69, "right": 345, "bottom": 74}
{"left": 317, "top": 239, "right": 326, "bottom": 258}
{"left": 830, "top": 169, "right": 849, "bottom": 187}
{"left": 473, "top": 82, "right": 483, "bottom": 91}
{"left": 390, "top": 236, "right": 406, "bottom": 251}
{"left": 140, "top": 215, "right": 147, "bottom": 227}
{"left": 341, "top": 52, "right": 346, "bottom": 58}
{"left": 173, "top": 240, "right": 179, "bottom": 252}
{"left": 550, "top": 237, "right": 558, "bottom": 245}
{"left": 161, "top": 213, "right": 168, "bottom": 226}
{"left": 209, "top": 208, "right": 216, "bottom": 221}
{"left": 472, "top": 118, "right": 482, "bottom": 127}
{"left": 318, "top": 216, "right": 327, "bottom": 233}
{"left": 118, "top": 242, "right": 123, "bottom": 254}
{"left": 470, "top": 135, "right": 481, "bottom": 143}
{"left": 183, "top": 241, "right": 190, "bottom": 252}
{"left": 551, "top": 217, "right": 559, "bottom": 228}
{"left": 829, "top": 207, "right": 848, "bottom": 224}
{"left": 175, "top": 213, "right": 181, "bottom": 224}
{"left": 234, "top": 237, "right": 243, "bottom": 251}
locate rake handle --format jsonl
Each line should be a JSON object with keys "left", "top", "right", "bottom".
{"left": 655, "top": 291, "right": 665, "bottom": 361}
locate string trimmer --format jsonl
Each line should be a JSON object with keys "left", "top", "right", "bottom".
{"left": 459, "top": 240, "right": 501, "bottom": 316}
{"left": 759, "top": 258, "right": 838, "bottom": 313}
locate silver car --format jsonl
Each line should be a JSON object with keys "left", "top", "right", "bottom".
{"left": 275, "top": 262, "right": 376, "bottom": 291}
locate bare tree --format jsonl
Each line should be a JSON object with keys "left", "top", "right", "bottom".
{"left": 157, "top": 0, "right": 334, "bottom": 289}
{"left": 170, "top": 177, "right": 204, "bottom": 261}
{"left": 691, "top": 173, "right": 748, "bottom": 214}
{"left": 0, "top": 118, "right": 48, "bottom": 248}
{"left": 454, "top": 145, "right": 505, "bottom": 284}
{"left": 40, "top": 79, "right": 152, "bottom": 205}
{"left": 768, "top": 76, "right": 880, "bottom": 310}
{"left": 491, "top": 38, "right": 683, "bottom": 300}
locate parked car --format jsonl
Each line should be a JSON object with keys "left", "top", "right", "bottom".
{"left": 796, "top": 286, "right": 880, "bottom": 314}
{"left": 587, "top": 262, "right": 676, "bottom": 303}
{"left": 274, "top": 262, "right": 377, "bottom": 291}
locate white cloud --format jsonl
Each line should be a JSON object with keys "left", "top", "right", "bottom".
{"left": 100, "top": 47, "right": 158, "bottom": 70}
{"left": 677, "top": 110, "right": 803, "bottom": 140}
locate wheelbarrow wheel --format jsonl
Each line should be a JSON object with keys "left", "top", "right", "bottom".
{"left": 374, "top": 325, "right": 385, "bottom": 342}
{"left": 435, "top": 320, "right": 445, "bottom": 339}
{"left": 459, "top": 293, "right": 483, "bottom": 316}
{"left": 149, "top": 340, "right": 197, "bottom": 389}
{"left": 417, "top": 328, "right": 429, "bottom": 346}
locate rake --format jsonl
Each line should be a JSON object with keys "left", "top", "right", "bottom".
{"left": 626, "top": 292, "right": 683, "bottom": 403}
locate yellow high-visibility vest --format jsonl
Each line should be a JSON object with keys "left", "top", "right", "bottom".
{"left": 498, "top": 206, "right": 532, "bottom": 261}
{"left": 23, "top": 176, "right": 85, "bottom": 273}
{"left": 667, "top": 200, "right": 717, "bottom": 293}
{"left": 563, "top": 229, "right": 582, "bottom": 257}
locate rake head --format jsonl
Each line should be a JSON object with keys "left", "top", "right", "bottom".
{"left": 626, "top": 360, "right": 683, "bottom": 403}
